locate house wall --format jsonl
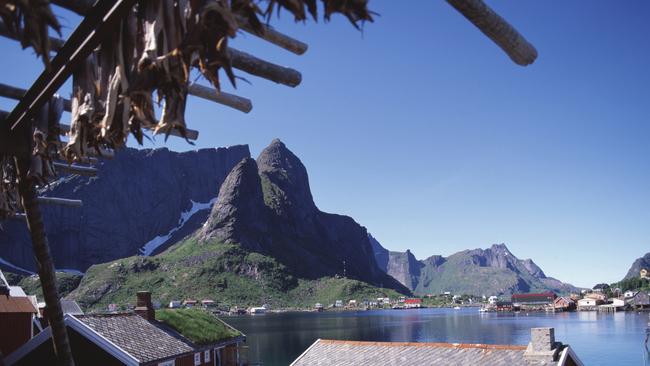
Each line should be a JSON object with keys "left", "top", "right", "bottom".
{"left": 0, "top": 312, "right": 32, "bottom": 356}
{"left": 172, "top": 343, "right": 240, "bottom": 366}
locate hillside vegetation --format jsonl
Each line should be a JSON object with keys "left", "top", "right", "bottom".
{"left": 68, "top": 239, "right": 404, "bottom": 312}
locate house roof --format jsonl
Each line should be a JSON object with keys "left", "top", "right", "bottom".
{"left": 290, "top": 339, "right": 530, "bottom": 366}
{"left": 60, "top": 300, "right": 84, "bottom": 316}
{"left": 0, "top": 295, "right": 37, "bottom": 313}
{"left": 75, "top": 313, "right": 196, "bottom": 364}
{"left": 512, "top": 292, "right": 556, "bottom": 300}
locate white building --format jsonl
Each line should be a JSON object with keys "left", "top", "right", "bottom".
{"left": 488, "top": 296, "right": 499, "bottom": 305}
{"left": 335, "top": 300, "right": 343, "bottom": 307}
{"left": 168, "top": 300, "right": 181, "bottom": 309}
{"left": 624, "top": 290, "right": 637, "bottom": 298}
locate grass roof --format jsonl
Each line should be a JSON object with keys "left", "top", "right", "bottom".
{"left": 156, "top": 308, "right": 241, "bottom": 345}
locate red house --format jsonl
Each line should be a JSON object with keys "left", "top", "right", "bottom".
{"left": 404, "top": 298, "right": 422, "bottom": 309}
{"left": 0, "top": 271, "right": 38, "bottom": 357}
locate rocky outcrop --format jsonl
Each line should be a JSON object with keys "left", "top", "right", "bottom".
{"left": 624, "top": 252, "right": 650, "bottom": 280}
{"left": 198, "top": 139, "right": 410, "bottom": 294}
{"left": 371, "top": 238, "right": 580, "bottom": 296}
{"left": 0, "top": 146, "right": 250, "bottom": 273}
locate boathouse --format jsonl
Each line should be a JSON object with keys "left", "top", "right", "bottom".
{"left": 512, "top": 292, "right": 556, "bottom": 308}
{"left": 291, "top": 327, "right": 584, "bottom": 366}
{"left": 5, "top": 292, "right": 246, "bottom": 366}
{"left": 626, "top": 291, "right": 650, "bottom": 310}
{"left": 0, "top": 271, "right": 39, "bottom": 357}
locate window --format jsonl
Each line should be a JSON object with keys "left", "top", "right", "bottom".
{"left": 158, "top": 361, "right": 175, "bottom": 366}
{"left": 205, "top": 350, "right": 211, "bottom": 362}
{"left": 194, "top": 352, "right": 201, "bottom": 365}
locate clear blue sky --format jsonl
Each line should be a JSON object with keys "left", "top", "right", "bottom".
{"left": 1, "top": 1, "right": 648, "bottom": 288}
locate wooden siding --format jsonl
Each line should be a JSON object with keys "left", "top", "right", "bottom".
{"left": 0, "top": 312, "right": 32, "bottom": 356}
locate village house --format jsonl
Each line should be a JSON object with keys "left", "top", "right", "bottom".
{"left": 404, "top": 298, "right": 422, "bottom": 309}
{"left": 584, "top": 292, "right": 607, "bottom": 302}
{"left": 0, "top": 270, "right": 39, "bottom": 357}
{"left": 577, "top": 298, "right": 602, "bottom": 311}
{"left": 496, "top": 301, "right": 513, "bottom": 312}
{"left": 183, "top": 299, "right": 198, "bottom": 308}
{"left": 552, "top": 297, "right": 576, "bottom": 312}
{"left": 488, "top": 296, "right": 499, "bottom": 305}
{"left": 169, "top": 300, "right": 181, "bottom": 309}
{"left": 626, "top": 291, "right": 650, "bottom": 310}
{"left": 512, "top": 292, "right": 556, "bottom": 310}
{"left": 290, "top": 327, "right": 584, "bottom": 366}
{"left": 201, "top": 299, "right": 216, "bottom": 308}
{"left": 334, "top": 300, "right": 343, "bottom": 307}
{"left": 5, "top": 291, "right": 246, "bottom": 366}
{"left": 624, "top": 290, "right": 637, "bottom": 298}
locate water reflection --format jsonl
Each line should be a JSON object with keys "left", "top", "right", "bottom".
{"left": 224, "top": 308, "right": 649, "bottom": 366}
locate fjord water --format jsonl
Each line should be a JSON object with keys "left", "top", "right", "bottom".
{"left": 225, "top": 308, "right": 649, "bottom": 366}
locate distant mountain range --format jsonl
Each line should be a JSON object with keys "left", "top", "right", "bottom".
{"left": 370, "top": 237, "right": 581, "bottom": 296}
{"left": 623, "top": 252, "right": 650, "bottom": 280}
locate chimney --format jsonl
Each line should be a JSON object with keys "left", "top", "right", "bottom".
{"left": 134, "top": 291, "right": 155, "bottom": 321}
{"left": 524, "top": 327, "right": 562, "bottom": 365}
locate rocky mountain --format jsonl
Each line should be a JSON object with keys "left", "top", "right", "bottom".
{"left": 197, "top": 139, "right": 408, "bottom": 291}
{"left": 371, "top": 238, "right": 580, "bottom": 296}
{"left": 0, "top": 146, "right": 250, "bottom": 273}
{"left": 624, "top": 252, "right": 650, "bottom": 280}
{"left": 67, "top": 139, "right": 410, "bottom": 309}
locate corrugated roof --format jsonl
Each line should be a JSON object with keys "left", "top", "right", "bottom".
{"left": 291, "top": 339, "right": 530, "bottom": 366}
{"left": 0, "top": 295, "right": 38, "bottom": 313}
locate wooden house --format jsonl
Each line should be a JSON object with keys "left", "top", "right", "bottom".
{"left": 0, "top": 271, "right": 38, "bottom": 357}
{"left": 626, "top": 291, "right": 650, "bottom": 309}
{"left": 5, "top": 292, "right": 246, "bottom": 366}
{"left": 553, "top": 297, "right": 576, "bottom": 311}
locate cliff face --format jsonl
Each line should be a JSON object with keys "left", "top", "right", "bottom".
{"left": 371, "top": 239, "right": 580, "bottom": 296}
{"left": 197, "top": 140, "right": 409, "bottom": 294}
{"left": 624, "top": 253, "right": 650, "bottom": 280}
{"left": 0, "top": 146, "right": 250, "bottom": 273}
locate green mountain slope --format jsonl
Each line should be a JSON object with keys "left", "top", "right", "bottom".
{"left": 68, "top": 238, "right": 404, "bottom": 312}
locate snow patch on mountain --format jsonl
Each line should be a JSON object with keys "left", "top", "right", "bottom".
{"left": 139, "top": 198, "right": 217, "bottom": 256}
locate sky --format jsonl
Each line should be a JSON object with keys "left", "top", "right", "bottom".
{"left": 0, "top": 1, "right": 649, "bottom": 288}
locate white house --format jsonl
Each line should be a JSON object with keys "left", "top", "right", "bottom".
{"left": 577, "top": 298, "right": 599, "bottom": 310}
{"left": 488, "top": 296, "right": 498, "bottom": 305}
{"left": 335, "top": 300, "right": 343, "bottom": 307}
{"left": 624, "top": 290, "right": 637, "bottom": 298}
{"left": 168, "top": 300, "right": 181, "bottom": 309}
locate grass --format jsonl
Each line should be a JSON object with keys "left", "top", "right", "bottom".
{"left": 67, "top": 238, "right": 407, "bottom": 312}
{"left": 156, "top": 308, "right": 240, "bottom": 344}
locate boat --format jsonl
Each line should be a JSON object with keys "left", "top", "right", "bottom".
{"left": 453, "top": 306, "right": 461, "bottom": 310}
{"left": 249, "top": 307, "right": 267, "bottom": 314}
{"left": 479, "top": 307, "right": 489, "bottom": 312}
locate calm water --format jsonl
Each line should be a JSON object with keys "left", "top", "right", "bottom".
{"left": 224, "top": 308, "right": 650, "bottom": 366}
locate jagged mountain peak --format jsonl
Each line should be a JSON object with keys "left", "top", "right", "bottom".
{"left": 198, "top": 158, "right": 268, "bottom": 252}
{"left": 257, "top": 139, "right": 316, "bottom": 219}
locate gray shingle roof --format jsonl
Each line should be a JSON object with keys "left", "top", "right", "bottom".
{"left": 76, "top": 313, "right": 194, "bottom": 364}
{"left": 291, "top": 339, "right": 531, "bottom": 366}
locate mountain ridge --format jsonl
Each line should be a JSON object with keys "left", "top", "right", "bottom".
{"left": 371, "top": 237, "right": 580, "bottom": 296}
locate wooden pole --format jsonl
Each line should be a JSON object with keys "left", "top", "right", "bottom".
{"left": 15, "top": 157, "right": 75, "bottom": 366}
{"left": 49, "top": 0, "right": 308, "bottom": 55}
{"left": 0, "top": 21, "right": 253, "bottom": 114}
{"left": 446, "top": 0, "right": 537, "bottom": 66}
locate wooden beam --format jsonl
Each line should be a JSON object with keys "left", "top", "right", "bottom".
{"left": 446, "top": 0, "right": 537, "bottom": 66}
{"left": 52, "top": 162, "right": 97, "bottom": 176}
{"left": 50, "top": 0, "right": 308, "bottom": 55}
{"left": 229, "top": 48, "right": 301, "bottom": 87}
{"left": 0, "top": 20, "right": 253, "bottom": 113}
{"left": 238, "top": 21, "right": 308, "bottom": 55}
{"left": 0, "top": 83, "right": 200, "bottom": 140}
{"left": 36, "top": 197, "right": 83, "bottom": 207}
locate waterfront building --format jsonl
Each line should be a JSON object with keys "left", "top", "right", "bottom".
{"left": 290, "top": 327, "right": 584, "bottom": 366}
{"left": 584, "top": 292, "right": 607, "bottom": 302}
{"left": 335, "top": 300, "right": 343, "bottom": 307}
{"left": 4, "top": 291, "right": 246, "bottom": 366}
{"left": 553, "top": 297, "right": 576, "bottom": 312}
{"left": 404, "top": 298, "right": 422, "bottom": 309}
{"left": 512, "top": 292, "right": 556, "bottom": 309}
{"left": 495, "top": 301, "right": 513, "bottom": 312}
{"left": 577, "top": 298, "right": 602, "bottom": 311}
{"left": 488, "top": 296, "right": 499, "bottom": 305}
{"left": 626, "top": 291, "right": 650, "bottom": 310}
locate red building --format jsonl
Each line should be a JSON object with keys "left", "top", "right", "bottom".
{"left": 0, "top": 271, "right": 38, "bottom": 357}
{"left": 511, "top": 292, "right": 556, "bottom": 306}
{"left": 404, "top": 298, "right": 422, "bottom": 308}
